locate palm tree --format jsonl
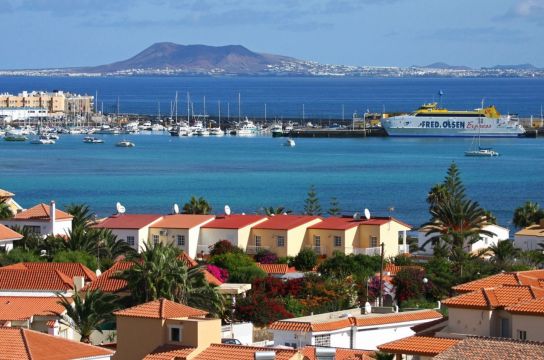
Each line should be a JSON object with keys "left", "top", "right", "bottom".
{"left": 487, "top": 240, "right": 520, "bottom": 269}
{"left": 0, "top": 200, "right": 13, "bottom": 219}
{"left": 65, "top": 203, "right": 96, "bottom": 229}
{"left": 54, "top": 289, "right": 120, "bottom": 343}
{"left": 116, "top": 242, "right": 223, "bottom": 315}
{"left": 182, "top": 196, "right": 212, "bottom": 215}
{"left": 97, "top": 229, "right": 134, "bottom": 262}
{"left": 63, "top": 226, "right": 98, "bottom": 253}
{"left": 513, "top": 201, "right": 544, "bottom": 228}
{"left": 264, "top": 206, "right": 292, "bottom": 216}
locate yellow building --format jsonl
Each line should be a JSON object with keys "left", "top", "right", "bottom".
{"left": 248, "top": 215, "right": 322, "bottom": 257}
{"left": 0, "top": 91, "right": 93, "bottom": 114}
{"left": 306, "top": 216, "right": 411, "bottom": 258}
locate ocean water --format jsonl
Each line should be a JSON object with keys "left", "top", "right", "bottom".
{"left": 1, "top": 133, "right": 542, "bottom": 229}
{"left": 1, "top": 76, "right": 544, "bottom": 117}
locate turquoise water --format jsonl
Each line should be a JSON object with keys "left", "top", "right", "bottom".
{"left": 1, "top": 134, "right": 542, "bottom": 228}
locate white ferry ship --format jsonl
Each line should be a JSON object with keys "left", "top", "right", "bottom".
{"left": 382, "top": 103, "right": 525, "bottom": 137}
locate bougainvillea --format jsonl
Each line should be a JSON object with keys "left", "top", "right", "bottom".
{"left": 206, "top": 264, "right": 229, "bottom": 283}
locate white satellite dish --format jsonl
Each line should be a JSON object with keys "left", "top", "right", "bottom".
{"left": 173, "top": 203, "right": 180, "bottom": 214}
{"left": 364, "top": 208, "right": 371, "bottom": 220}
{"left": 224, "top": 205, "right": 231, "bottom": 216}
{"left": 353, "top": 212, "right": 360, "bottom": 220}
{"left": 116, "top": 202, "right": 126, "bottom": 214}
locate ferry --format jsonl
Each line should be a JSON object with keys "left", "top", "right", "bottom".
{"left": 382, "top": 102, "right": 525, "bottom": 137}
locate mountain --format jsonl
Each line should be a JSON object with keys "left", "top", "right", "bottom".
{"left": 416, "top": 62, "right": 472, "bottom": 70}
{"left": 483, "top": 63, "right": 539, "bottom": 70}
{"left": 79, "top": 43, "right": 297, "bottom": 74}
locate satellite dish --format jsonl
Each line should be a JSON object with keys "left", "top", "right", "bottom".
{"left": 364, "top": 208, "right": 371, "bottom": 220}
{"left": 224, "top": 205, "right": 231, "bottom": 216}
{"left": 116, "top": 202, "right": 126, "bottom": 214}
{"left": 40, "top": 250, "right": 47, "bottom": 257}
{"left": 173, "top": 203, "right": 180, "bottom": 214}
{"left": 241, "top": 212, "right": 245, "bottom": 215}
{"left": 364, "top": 301, "right": 372, "bottom": 314}
{"left": 353, "top": 212, "right": 360, "bottom": 220}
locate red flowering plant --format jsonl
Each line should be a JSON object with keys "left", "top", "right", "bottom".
{"left": 206, "top": 264, "right": 229, "bottom": 283}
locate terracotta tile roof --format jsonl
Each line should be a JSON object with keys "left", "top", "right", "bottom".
{"left": 0, "top": 327, "right": 114, "bottom": 359}
{"left": 378, "top": 336, "right": 460, "bottom": 356}
{"left": 269, "top": 310, "right": 442, "bottom": 332}
{"left": 46, "top": 320, "right": 57, "bottom": 327}
{"left": 201, "top": 215, "right": 267, "bottom": 229}
{"left": 0, "top": 189, "right": 15, "bottom": 197}
{"left": 383, "top": 263, "right": 424, "bottom": 276}
{"left": 11, "top": 203, "right": 73, "bottom": 221}
{"left": 144, "top": 345, "right": 196, "bottom": 360}
{"left": 114, "top": 298, "right": 208, "bottom": 319}
{"left": 434, "top": 336, "right": 544, "bottom": 359}
{"left": 93, "top": 214, "right": 163, "bottom": 229}
{"left": 309, "top": 216, "right": 411, "bottom": 230}
{"left": 0, "top": 269, "right": 74, "bottom": 291}
{"left": 192, "top": 343, "right": 299, "bottom": 360}
{"left": 252, "top": 215, "right": 321, "bottom": 230}
{"left": 443, "top": 285, "right": 544, "bottom": 310}
{"left": 452, "top": 270, "right": 544, "bottom": 293}
{"left": 202, "top": 269, "right": 223, "bottom": 286}
{"left": 506, "top": 297, "right": 544, "bottom": 316}
{"left": 410, "top": 316, "right": 448, "bottom": 335}
{"left": 178, "top": 252, "right": 198, "bottom": 267}
{"left": 0, "top": 296, "right": 68, "bottom": 321}
{"left": 256, "top": 263, "right": 297, "bottom": 275}
{"left": 515, "top": 222, "right": 544, "bottom": 238}
{"left": 1, "top": 262, "right": 97, "bottom": 282}
{"left": 301, "top": 346, "right": 374, "bottom": 360}
{"left": 0, "top": 224, "right": 23, "bottom": 241}
{"left": 151, "top": 214, "right": 215, "bottom": 229}
{"left": 82, "top": 261, "right": 132, "bottom": 293}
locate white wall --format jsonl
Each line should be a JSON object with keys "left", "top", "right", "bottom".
{"left": 199, "top": 229, "right": 239, "bottom": 251}
{"left": 0, "top": 219, "right": 71, "bottom": 237}
{"left": 271, "top": 330, "right": 312, "bottom": 348}
{"left": 514, "top": 235, "right": 544, "bottom": 251}
{"left": 0, "top": 290, "right": 72, "bottom": 297}
{"left": 355, "top": 324, "right": 419, "bottom": 350}
{"left": 187, "top": 227, "right": 201, "bottom": 258}
{"left": 0, "top": 241, "right": 14, "bottom": 252}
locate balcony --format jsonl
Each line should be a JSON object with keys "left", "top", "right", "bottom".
{"left": 305, "top": 245, "right": 327, "bottom": 255}
{"left": 196, "top": 244, "right": 211, "bottom": 254}
{"left": 353, "top": 247, "right": 381, "bottom": 256}
{"left": 398, "top": 244, "right": 410, "bottom": 254}
{"left": 246, "top": 245, "right": 270, "bottom": 255}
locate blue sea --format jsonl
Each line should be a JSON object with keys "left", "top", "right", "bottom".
{"left": 1, "top": 77, "right": 543, "bottom": 229}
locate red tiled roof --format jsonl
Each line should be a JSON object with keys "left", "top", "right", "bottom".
{"left": 301, "top": 346, "right": 374, "bottom": 360}
{"left": 151, "top": 214, "right": 215, "bottom": 229}
{"left": 192, "top": 344, "right": 299, "bottom": 360}
{"left": 0, "top": 269, "right": 74, "bottom": 291}
{"left": 252, "top": 215, "right": 321, "bottom": 230}
{"left": 46, "top": 320, "right": 57, "bottom": 327}
{"left": 82, "top": 261, "right": 133, "bottom": 293}
{"left": 144, "top": 345, "right": 196, "bottom": 360}
{"left": 443, "top": 285, "right": 544, "bottom": 310}
{"left": 378, "top": 336, "right": 460, "bottom": 356}
{"left": 114, "top": 298, "right": 208, "bottom": 319}
{"left": 308, "top": 216, "right": 411, "bottom": 230}
{"left": 452, "top": 270, "right": 544, "bottom": 293}
{"left": 93, "top": 214, "right": 163, "bottom": 229}
{"left": 202, "top": 269, "right": 223, "bottom": 286}
{"left": 0, "top": 296, "right": 68, "bottom": 321}
{"left": 201, "top": 215, "right": 267, "bottom": 229}
{"left": 434, "top": 336, "right": 544, "bottom": 359}
{"left": 269, "top": 310, "right": 442, "bottom": 332}
{"left": 11, "top": 203, "right": 73, "bottom": 221}
{"left": 0, "top": 327, "right": 114, "bottom": 359}
{"left": 0, "top": 224, "right": 23, "bottom": 241}
{"left": 506, "top": 297, "right": 544, "bottom": 316}
{"left": 256, "top": 263, "right": 297, "bottom": 275}
{"left": 178, "top": 252, "right": 198, "bottom": 268}
{"left": 2, "top": 262, "right": 97, "bottom": 282}
{"left": 384, "top": 263, "right": 424, "bottom": 276}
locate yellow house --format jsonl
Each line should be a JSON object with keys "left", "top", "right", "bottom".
{"left": 306, "top": 216, "right": 411, "bottom": 258}
{"left": 248, "top": 215, "right": 322, "bottom": 257}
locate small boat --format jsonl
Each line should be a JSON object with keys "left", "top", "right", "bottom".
{"left": 465, "top": 147, "right": 499, "bottom": 157}
{"left": 116, "top": 140, "right": 135, "bottom": 147}
{"left": 83, "top": 136, "right": 104, "bottom": 144}
{"left": 209, "top": 127, "right": 224, "bottom": 136}
{"left": 284, "top": 138, "right": 296, "bottom": 147}
{"left": 4, "top": 135, "right": 27, "bottom": 142}
{"left": 30, "top": 136, "right": 55, "bottom": 145}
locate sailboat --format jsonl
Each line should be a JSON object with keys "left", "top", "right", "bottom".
{"left": 465, "top": 101, "right": 499, "bottom": 157}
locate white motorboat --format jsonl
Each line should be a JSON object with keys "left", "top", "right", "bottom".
{"left": 116, "top": 140, "right": 135, "bottom": 147}
{"left": 237, "top": 118, "right": 258, "bottom": 136}
{"left": 284, "top": 138, "right": 296, "bottom": 147}
{"left": 83, "top": 136, "right": 104, "bottom": 144}
{"left": 209, "top": 127, "right": 224, "bottom": 136}
{"left": 465, "top": 148, "right": 499, "bottom": 157}
{"left": 30, "top": 135, "right": 55, "bottom": 144}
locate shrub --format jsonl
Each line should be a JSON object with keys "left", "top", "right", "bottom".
{"left": 228, "top": 266, "right": 266, "bottom": 283}
{"left": 53, "top": 250, "right": 98, "bottom": 271}
{"left": 293, "top": 248, "right": 317, "bottom": 271}
{"left": 0, "top": 248, "right": 44, "bottom": 265}
{"left": 318, "top": 253, "right": 381, "bottom": 280}
{"left": 254, "top": 249, "right": 278, "bottom": 264}
{"left": 209, "top": 240, "right": 243, "bottom": 256}
{"left": 206, "top": 264, "right": 229, "bottom": 283}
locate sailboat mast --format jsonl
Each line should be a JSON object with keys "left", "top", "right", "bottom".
{"left": 238, "top": 93, "right": 241, "bottom": 121}
{"left": 218, "top": 100, "right": 221, "bottom": 128}
{"left": 187, "top": 92, "right": 190, "bottom": 123}
{"left": 174, "top": 91, "right": 178, "bottom": 123}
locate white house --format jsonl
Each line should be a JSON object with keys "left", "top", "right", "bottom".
{"left": 0, "top": 224, "right": 23, "bottom": 252}
{"left": 268, "top": 308, "right": 443, "bottom": 351}
{"left": 199, "top": 214, "right": 268, "bottom": 254}
{"left": 514, "top": 219, "right": 544, "bottom": 251}
{"left": 416, "top": 224, "right": 510, "bottom": 255}
{"left": 0, "top": 201, "right": 73, "bottom": 237}
{"left": 93, "top": 214, "right": 163, "bottom": 251}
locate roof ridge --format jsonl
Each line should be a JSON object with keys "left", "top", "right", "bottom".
{"left": 481, "top": 288, "right": 494, "bottom": 308}
{"left": 467, "top": 335, "right": 544, "bottom": 345}
{"left": 20, "top": 328, "right": 33, "bottom": 360}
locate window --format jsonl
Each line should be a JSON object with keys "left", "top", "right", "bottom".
{"left": 152, "top": 234, "right": 159, "bottom": 245}
{"left": 500, "top": 318, "right": 510, "bottom": 338}
{"left": 127, "top": 236, "right": 135, "bottom": 246}
{"left": 518, "top": 330, "right": 527, "bottom": 340}
{"left": 334, "top": 236, "right": 342, "bottom": 247}
{"left": 314, "top": 334, "right": 330, "bottom": 347}
{"left": 255, "top": 236, "right": 262, "bottom": 247}
{"left": 170, "top": 327, "right": 182, "bottom": 342}
{"left": 277, "top": 236, "right": 285, "bottom": 247}
{"left": 314, "top": 235, "right": 321, "bottom": 247}
{"left": 285, "top": 342, "right": 297, "bottom": 349}
{"left": 23, "top": 225, "right": 41, "bottom": 234}
{"left": 370, "top": 236, "right": 378, "bottom": 248}
{"left": 177, "top": 235, "right": 185, "bottom": 246}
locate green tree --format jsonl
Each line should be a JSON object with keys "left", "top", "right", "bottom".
{"left": 53, "top": 250, "right": 99, "bottom": 271}
{"left": 54, "top": 289, "right": 120, "bottom": 343}
{"left": 327, "top": 197, "right": 341, "bottom": 216}
{"left": 97, "top": 229, "right": 134, "bottom": 266}
{"left": 65, "top": 203, "right": 96, "bottom": 229}
{"left": 0, "top": 200, "right": 13, "bottom": 219}
{"left": 486, "top": 240, "right": 521, "bottom": 270}
{"left": 318, "top": 253, "right": 382, "bottom": 281}
{"left": 263, "top": 206, "right": 292, "bottom": 216}
{"left": 209, "top": 240, "right": 244, "bottom": 256}
{"left": 182, "top": 196, "right": 212, "bottom": 215}
{"left": 375, "top": 352, "right": 395, "bottom": 360}
{"left": 210, "top": 252, "right": 266, "bottom": 283}
{"left": 304, "top": 185, "right": 322, "bottom": 216}
{"left": 0, "top": 248, "right": 44, "bottom": 266}
{"left": 513, "top": 201, "right": 544, "bottom": 228}
{"left": 11, "top": 226, "right": 42, "bottom": 251}
{"left": 292, "top": 248, "right": 318, "bottom": 271}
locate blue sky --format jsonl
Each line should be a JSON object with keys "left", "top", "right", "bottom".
{"left": 1, "top": 0, "right": 543, "bottom": 69}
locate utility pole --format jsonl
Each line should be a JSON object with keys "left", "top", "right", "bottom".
{"left": 378, "top": 242, "right": 385, "bottom": 307}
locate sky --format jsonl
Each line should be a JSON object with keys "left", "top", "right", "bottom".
{"left": 1, "top": 0, "right": 543, "bottom": 69}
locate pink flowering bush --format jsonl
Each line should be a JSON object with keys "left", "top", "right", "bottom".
{"left": 207, "top": 264, "right": 229, "bottom": 283}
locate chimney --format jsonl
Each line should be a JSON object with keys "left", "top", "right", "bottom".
{"left": 50, "top": 200, "right": 56, "bottom": 234}
{"left": 73, "top": 276, "right": 85, "bottom": 291}
{"left": 316, "top": 348, "right": 336, "bottom": 360}
{"left": 254, "top": 351, "right": 276, "bottom": 360}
